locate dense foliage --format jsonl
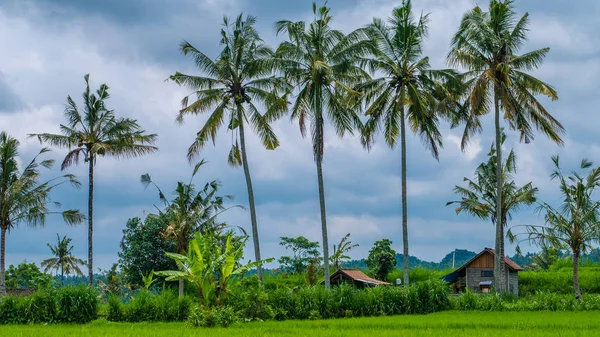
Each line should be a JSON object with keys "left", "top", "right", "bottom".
{"left": 106, "top": 290, "right": 191, "bottom": 322}
{"left": 365, "top": 239, "right": 397, "bottom": 281}
{"left": 278, "top": 236, "right": 321, "bottom": 274}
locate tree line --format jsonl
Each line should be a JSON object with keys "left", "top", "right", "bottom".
{"left": 2, "top": 0, "right": 597, "bottom": 299}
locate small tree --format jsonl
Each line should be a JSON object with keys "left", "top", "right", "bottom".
{"left": 330, "top": 233, "right": 358, "bottom": 270}
{"left": 278, "top": 236, "right": 321, "bottom": 274}
{"left": 41, "top": 234, "right": 86, "bottom": 287}
{"left": 512, "top": 156, "right": 600, "bottom": 302}
{"left": 5, "top": 262, "right": 53, "bottom": 290}
{"left": 365, "top": 239, "right": 397, "bottom": 281}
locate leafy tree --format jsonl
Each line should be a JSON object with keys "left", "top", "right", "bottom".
{"left": 31, "top": 74, "right": 158, "bottom": 286}
{"left": 514, "top": 156, "right": 600, "bottom": 301}
{"left": 155, "top": 231, "right": 271, "bottom": 307}
{"left": 365, "top": 239, "right": 397, "bottom": 281}
{"left": 169, "top": 14, "right": 287, "bottom": 283}
{"left": 141, "top": 161, "right": 240, "bottom": 296}
{"left": 275, "top": 3, "right": 370, "bottom": 288}
{"left": 330, "top": 233, "right": 358, "bottom": 270}
{"left": 0, "top": 132, "right": 83, "bottom": 295}
{"left": 278, "top": 236, "right": 321, "bottom": 274}
{"left": 41, "top": 234, "right": 86, "bottom": 286}
{"left": 447, "top": 133, "right": 538, "bottom": 290}
{"left": 5, "top": 262, "right": 53, "bottom": 290}
{"left": 529, "top": 244, "right": 560, "bottom": 271}
{"left": 358, "top": 0, "right": 462, "bottom": 286}
{"left": 447, "top": 0, "right": 562, "bottom": 292}
{"left": 117, "top": 215, "right": 178, "bottom": 288}
{"left": 97, "top": 263, "right": 125, "bottom": 297}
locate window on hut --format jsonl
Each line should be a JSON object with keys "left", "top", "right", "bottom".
{"left": 481, "top": 270, "right": 493, "bottom": 277}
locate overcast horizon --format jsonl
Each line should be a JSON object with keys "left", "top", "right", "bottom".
{"left": 1, "top": 0, "right": 599, "bottom": 272}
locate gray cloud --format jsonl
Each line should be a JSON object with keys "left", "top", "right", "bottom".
{"left": 0, "top": 73, "right": 23, "bottom": 113}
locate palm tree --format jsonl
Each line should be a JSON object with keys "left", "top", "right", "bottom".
{"left": 447, "top": 133, "right": 538, "bottom": 291}
{"left": 357, "top": 0, "right": 462, "bottom": 286}
{"left": 169, "top": 14, "right": 287, "bottom": 283}
{"left": 41, "top": 234, "right": 86, "bottom": 286}
{"left": 30, "top": 74, "right": 158, "bottom": 286}
{"left": 330, "top": 233, "right": 358, "bottom": 270}
{"left": 141, "top": 161, "right": 241, "bottom": 296}
{"left": 0, "top": 132, "right": 83, "bottom": 295}
{"left": 447, "top": 0, "right": 562, "bottom": 292}
{"left": 514, "top": 156, "right": 600, "bottom": 302}
{"left": 275, "top": 2, "right": 371, "bottom": 288}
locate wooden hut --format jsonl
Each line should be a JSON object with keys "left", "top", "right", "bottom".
{"left": 441, "top": 248, "right": 523, "bottom": 295}
{"left": 326, "top": 269, "right": 390, "bottom": 288}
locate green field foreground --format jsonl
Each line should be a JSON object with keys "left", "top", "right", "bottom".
{"left": 1, "top": 311, "right": 598, "bottom": 337}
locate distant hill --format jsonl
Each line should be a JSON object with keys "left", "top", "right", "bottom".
{"left": 342, "top": 249, "right": 478, "bottom": 271}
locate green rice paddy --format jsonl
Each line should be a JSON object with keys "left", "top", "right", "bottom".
{"left": 1, "top": 311, "right": 597, "bottom": 337}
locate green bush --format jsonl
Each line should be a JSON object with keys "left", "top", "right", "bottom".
{"left": 450, "top": 291, "right": 600, "bottom": 311}
{"left": 187, "top": 305, "right": 238, "bottom": 328}
{"left": 229, "top": 276, "right": 275, "bottom": 321}
{"left": 0, "top": 286, "right": 97, "bottom": 324}
{"left": 106, "top": 289, "right": 192, "bottom": 323}
{"left": 519, "top": 268, "right": 600, "bottom": 295}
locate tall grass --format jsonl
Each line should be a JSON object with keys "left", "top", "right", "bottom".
{"left": 106, "top": 289, "right": 192, "bottom": 322}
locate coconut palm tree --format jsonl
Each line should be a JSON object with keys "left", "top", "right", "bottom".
{"left": 30, "top": 74, "right": 158, "bottom": 286}
{"left": 513, "top": 156, "right": 600, "bottom": 302}
{"left": 275, "top": 3, "right": 371, "bottom": 288}
{"left": 169, "top": 14, "right": 287, "bottom": 283}
{"left": 357, "top": 0, "right": 463, "bottom": 286}
{"left": 41, "top": 234, "right": 86, "bottom": 286}
{"left": 141, "top": 161, "right": 241, "bottom": 296}
{"left": 447, "top": 0, "right": 562, "bottom": 291}
{"left": 447, "top": 133, "right": 538, "bottom": 291}
{"left": 0, "top": 132, "right": 83, "bottom": 295}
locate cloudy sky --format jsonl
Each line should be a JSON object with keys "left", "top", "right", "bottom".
{"left": 1, "top": 0, "right": 599, "bottom": 272}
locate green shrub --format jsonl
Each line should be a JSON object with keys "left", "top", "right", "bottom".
{"left": 229, "top": 276, "right": 274, "bottom": 321}
{"left": 56, "top": 285, "right": 98, "bottom": 323}
{"left": 519, "top": 268, "right": 600, "bottom": 295}
{"left": 187, "top": 305, "right": 238, "bottom": 328}
{"left": 106, "top": 289, "right": 192, "bottom": 323}
{"left": 107, "top": 295, "right": 125, "bottom": 322}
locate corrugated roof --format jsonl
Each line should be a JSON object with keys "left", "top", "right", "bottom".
{"left": 455, "top": 247, "right": 524, "bottom": 272}
{"left": 332, "top": 269, "right": 391, "bottom": 285}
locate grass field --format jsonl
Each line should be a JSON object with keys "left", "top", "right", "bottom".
{"left": 1, "top": 311, "right": 598, "bottom": 336}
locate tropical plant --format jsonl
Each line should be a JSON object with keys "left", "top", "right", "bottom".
{"left": 512, "top": 156, "right": 600, "bottom": 301}
{"left": 155, "top": 231, "right": 272, "bottom": 307}
{"left": 30, "top": 74, "right": 158, "bottom": 286}
{"left": 141, "top": 270, "right": 157, "bottom": 291}
{"left": 330, "top": 233, "right": 358, "bottom": 270}
{"left": 447, "top": 0, "right": 562, "bottom": 292}
{"left": 5, "top": 262, "right": 53, "bottom": 290}
{"left": 0, "top": 132, "right": 83, "bottom": 295}
{"left": 278, "top": 236, "right": 321, "bottom": 274}
{"left": 41, "top": 234, "right": 86, "bottom": 286}
{"left": 169, "top": 14, "right": 288, "bottom": 283}
{"left": 141, "top": 161, "right": 240, "bottom": 296}
{"left": 118, "top": 215, "right": 178, "bottom": 287}
{"left": 275, "top": 2, "right": 371, "bottom": 288}
{"left": 365, "top": 239, "right": 397, "bottom": 281}
{"left": 447, "top": 133, "right": 538, "bottom": 292}
{"left": 358, "top": 0, "right": 462, "bottom": 286}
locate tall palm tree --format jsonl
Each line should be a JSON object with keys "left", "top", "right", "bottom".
{"left": 357, "top": 0, "right": 462, "bottom": 286}
{"left": 447, "top": 133, "right": 538, "bottom": 291}
{"left": 41, "top": 234, "right": 86, "bottom": 286}
{"left": 169, "top": 14, "right": 287, "bottom": 283}
{"left": 30, "top": 74, "right": 158, "bottom": 286}
{"left": 447, "top": 0, "right": 562, "bottom": 292}
{"left": 274, "top": 3, "right": 371, "bottom": 288}
{"left": 141, "top": 161, "right": 241, "bottom": 296}
{"left": 0, "top": 132, "right": 83, "bottom": 295}
{"left": 514, "top": 156, "right": 600, "bottom": 302}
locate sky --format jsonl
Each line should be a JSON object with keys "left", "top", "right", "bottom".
{"left": 1, "top": 0, "right": 599, "bottom": 272}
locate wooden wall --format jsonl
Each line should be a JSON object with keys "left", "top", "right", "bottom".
{"left": 467, "top": 252, "right": 494, "bottom": 268}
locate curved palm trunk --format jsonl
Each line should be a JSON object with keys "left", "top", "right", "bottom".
{"left": 236, "top": 105, "right": 263, "bottom": 283}
{"left": 493, "top": 94, "right": 505, "bottom": 293}
{"left": 0, "top": 227, "right": 6, "bottom": 296}
{"left": 315, "top": 93, "right": 330, "bottom": 289}
{"left": 88, "top": 158, "right": 94, "bottom": 287}
{"left": 400, "top": 106, "right": 409, "bottom": 286}
{"left": 573, "top": 249, "right": 582, "bottom": 302}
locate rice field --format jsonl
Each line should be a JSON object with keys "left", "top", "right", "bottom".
{"left": 1, "top": 311, "right": 598, "bottom": 337}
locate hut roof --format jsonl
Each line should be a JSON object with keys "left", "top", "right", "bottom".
{"left": 330, "top": 269, "right": 391, "bottom": 286}
{"left": 456, "top": 247, "right": 524, "bottom": 272}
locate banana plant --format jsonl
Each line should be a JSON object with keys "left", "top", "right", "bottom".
{"left": 155, "top": 231, "right": 272, "bottom": 307}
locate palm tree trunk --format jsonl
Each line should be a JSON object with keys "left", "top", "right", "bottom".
{"left": 88, "top": 157, "right": 94, "bottom": 287}
{"left": 0, "top": 226, "right": 6, "bottom": 296}
{"left": 178, "top": 279, "right": 184, "bottom": 297}
{"left": 315, "top": 92, "right": 330, "bottom": 289}
{"left": 493, "top": 93, "right": 505, "bottom": 293}
{"left": 236, "top": 104, "right": 263, "bottom": 283}
{"left": 61, "top": 267, "right": 64, "bottom": 287}
{"left": 573, "top": 249, "right": 582, "bottom": 302}
{"left": 400, "top": 106, "right": 409, "bottom": 287}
